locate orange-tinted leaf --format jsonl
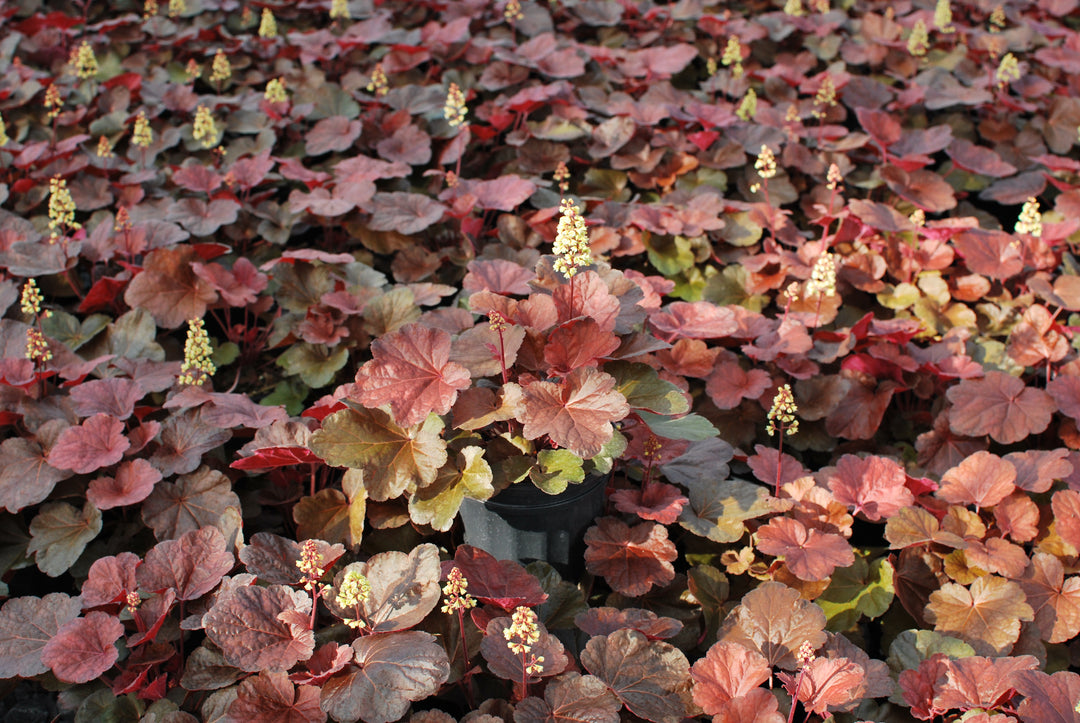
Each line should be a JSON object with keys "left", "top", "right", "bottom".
{"left": 320, "top": 631, "right": 449, "bottom": 723}
{"left": 0, "top": 437, "right": 73, "bottom": 513}
{"left": 47, "top": 413, "right": 130, "bottom": 475}
{"left": 351, "top": 322, "right": 471, "bottom": 427}
{"left": 690, "top": 641, "right": 770, "bottom": 713}
{"left": 1019, "top": 553, "right": 1080, "bottom": 644}
{"left": 40, "top": 611, "right": 124, "bottom": 684}
{"left": 521, "top": 367, "right": 629, "bottom": 458}
{"left": 584, "top": 518, "right": 677, "bottom": 597}
{"left": 481, "top": 614, "right": 568, "bottom": 683}
{"left": 1008, "top": 304, "right": 1069, "bottom": 367}
{"left": 28, "top": 501, "right": 102, "bottom": 577}
{"left": 364, "top": 192, "right": 446, "bottom": 235}
{"left": 963, "top": 537, "right": 1028, "bottom": 579}
{"left": 717, "top": 581, "right": 827, "bottom": 671}
{"left": 938, "top": 451, "right": 1016, "bottom": 509}
{"left": 952, "top": 229, "right": 1025, "bottom": 281}
{"left": 326, "top": 544, "right": 441, "bottom": 634}
{"left": 885, "top": 506, "right": 966, "bottom": 549}
{"left": 69, "top": 378, "right": 144, "bottom": 420}
{"left": 447, "top": 545, "right": 548, "bottom": 610}
{"left": 87, "top": 458, "right": 161, "bottom": 510}
{"left": 823, "top": 454, "right": 913, "bottom": 522}
{"left": 648, "top": 301, "right": 737, "bottom": 341}
{"left": 544, "top": 318, "right": 620, "bottom": 376}
{"left": 141, "top": 465, "right": 241, "bottom": 541}
{"left": 755, "top": 517, "right": 855, "bottom": 581}
{"left": 706, "top": 688, "right": 785, "bottom": 723}
{"left": 705, "top": 362, "right": 771, "bottom": 410}
{"left": 899, "top": 653, "right": 950, "bottom": 720}
{"left": 932, "top": 654, "right": 1038, "bottom": 711}
{"left": 124, "top": 246, "right": 218, "bottom": 329}
{"left": 925, "top": 576, "right": 1034, "bottom": 656}
{"left": 882, "top": 165, "right": 957, "bottom": 212}
{"left": 203, "top": 584, "right": 314, "bottom": 672}
{"left": 240, "top": 533, "right": 344, "bottom": 587}
{"left": 462, "top": 259, "right": 535, "bottom": 295}
{"left": 0, "top": 593, "right": 81, "bottom": 678}
{"left": 946, "top": 372, "right": 1055, "bottom": 444}
{"left": 1006, "top": 449, "right": 1073, "bottom": 493}
{"left": 514, "top": 672, "right": 621, "bottom": 723}
{"left": 580, "top": 629, "right": 690, "bottom": 723}
{"left": 551, "top": 271, "right": 620, "bottom": 332}
{"left": 574, "top": 608, "right": 683, "bottom": 640}
{"left": 778, "top": 656, "right": 865, "bottom": 715}
{"left": 149, "top": 408, "right": 232, "bottom": 477}
{"left": 610, "top": 482, "right": 688, "bottom": 525}
{"left": 1011, "top": 670, "right": 1080, "bottom": 723}
{"left": 289, "top": 642, "right": 353, "bottom": 687}
{"left": 137, "top": 526, "right": 234, "bottom": 601}
{"left": 994, "top": 492, "right": 1040, "bottom": 543}
{"left": 1051, "top": 489, "right": 1080, "bottom": 552}
{"left": 309, "top": 407, "right": 447, "bottom": 501}
{"left": 228, "top": 670, "right": 325, "bottom": 723}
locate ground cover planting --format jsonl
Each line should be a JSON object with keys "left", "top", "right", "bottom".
{"left": 2, "top": 0, "right": 1080, "bottom": 721}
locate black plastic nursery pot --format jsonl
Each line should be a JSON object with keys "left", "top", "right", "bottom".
{"left": 459, "top": 474, "right": 608, "bottom": 579}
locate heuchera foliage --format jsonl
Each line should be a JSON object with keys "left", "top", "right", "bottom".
{"left": 4, "top": 0, "right": 1080, "bottom": 721}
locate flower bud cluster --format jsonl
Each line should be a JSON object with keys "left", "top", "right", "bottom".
{"left": 1015, "top": 197, "right": 1041, "bottom": 237}
{"left": 48, "top": 176, "right": 80, "bottom": 241}
{"left": 192, "top": 105, "right": 218, "bottom": 148}
{"left": 444, "top": 83, "right": 467, "bottom": 127}
{"left": 504, "top": 606, "right": 544, "bottom": 675}
{"left": 178, "top": 318, "right": 215, "bottom": 386}
{"left": 259, "top": 8, "right": 277, "bottom": 38}
{"left": 69, "top": 41, "right": 98, "bottom": 79}
{"left": 441, "top": 567, "right": 476, "bottom": 613}
{"left": 766, "top": 384, "right": 799, "bottom": 437}
{"left": 553, "top": 199, "right": 592, "bottom": 279}
{"left": 806, "top": 253, "right": 837, "bottom": 297}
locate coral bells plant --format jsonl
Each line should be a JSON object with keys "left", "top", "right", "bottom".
{"left": 306, "top": 214, "right": 719, "bottom": 529}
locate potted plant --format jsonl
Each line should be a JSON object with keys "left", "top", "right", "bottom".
{"left": 305, "top": 199, "right": 718, "bottom": 573}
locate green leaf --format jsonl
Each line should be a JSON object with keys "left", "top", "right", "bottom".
{"left": 530, "top": 449, "right": 585, "bottom": 494}
{"left": 646, "top": 234, "right": 695, "bottom": 276}
{"left": 718, "top": 211, "right": 763, "bottom": 247}
{"left": 876, "top": 283, "right": 920, "bottom": 310}
{"left": 310, "top": 408, "right": 447, "bottom": 501}
{"left": 212, "top": 341, "right": 240, "bottom": 367}
{"left": 40, "top": 311, "right": 108, "bottom": 351}
{"left": 687, "top": 564, "right": 729, "bottom": 641}
{"left": 635, "top": 411, "right": 718, "bottom": 441}
{"left": 679, "top": 477, "right": 771, "bottom": 543}
{"left": 607, "top": 361, "right": 690, "bottom": 416}
{"left": 74, "top": 689, "right": 141, "bottom": 723}
{"left": 816, "top": 555, "right": 895, "bottom": 631}
{"left": 588, "top": 430, "right": 627, "bottom": 475}
{"left": 276, "top": 342, "right": 348, "bottom": 388}
{"left": 260, "top": 378, "right": 309, "bottom": 416}
{"left": 28, "top": 502, "right": 102, "bottom": 578}
{"left": 409, "top": 446, "right": 493, "bottom": 531}
{"left": 701, "top": 265, "right": 770, "bottom": 311}
{"left": 527, "top": 561, "right": 588, "bottom": 630}
{"left": 887, "top": 629, "right": 976, "bottom": 674}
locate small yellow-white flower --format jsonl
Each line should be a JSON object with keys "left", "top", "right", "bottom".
{"left": 721, "top": 37, "right": 743, "bottom": 78}
{"left": 132, "top": 111, "right": 153, "bottom": 148}
{"left": 0, "top": 113, "right": 9, "bottom": 146}
{"left": 264, "top": 77, "right": 288, "bottom": 103}
{"left": 258, "top": 7, "right": 277, "bottom": 38}
{"left": 192, "top": 105, "right": 218, "bottom": 148}
{"left": 444, "top": 82, "right": 467, "bottom": 127}
{"left": 48, "top": 176, "right": 80, "bottom": 241}
{"left": 1015, "top": 197, "right": 1042, "bottom": 237}
{"left": 178, "top": 318, "right": 215, "bottom": 385}
{"left": 20, "top": 279, "right": 47, "bottom": 317}
{"left": 736, "top": 88, "right": 757, "bottom": 121}
{"left": 907, "top": 19, "right": 929, "bottom": 56}
{"left": 766, "top": 384, "right": 799, "bottom": 437}
{"left": 996, "top": 53, "right": 1020, "bottom": 87}
{"left": 553, "top": 198, "right": 592, "bottom": 279}
{"left": 210, "top": 49, "right": 231, "bottom": 84}
{"left": 755, "top": 145, "right": 777, "bottom": 179}
{"left": 806, "top": 252, "right": 837, "bottom": 297}
{"left": 69, "top": 41, "right": 98, "bottom": 79}
{"left": 330, "top": 0, "right": 349, "bottom": 20}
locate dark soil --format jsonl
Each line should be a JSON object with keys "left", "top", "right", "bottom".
{"left": 0, "top": 680, "right": 73, "bottom": 723}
